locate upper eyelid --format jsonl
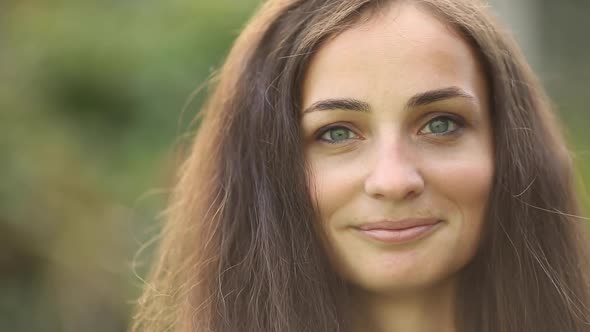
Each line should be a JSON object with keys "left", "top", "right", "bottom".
{"left": 421, "top": 113, "right": 465, "bottom": 126}
{"left": 420, "top": 111, "right": 465, "bottom": 123}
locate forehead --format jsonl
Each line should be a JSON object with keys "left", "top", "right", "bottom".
{"left": 301, "top": 3, "right": 487, "bottom": 109}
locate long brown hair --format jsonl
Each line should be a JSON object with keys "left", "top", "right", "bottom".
{"left": 131, "top": 0, "right": 590, "bottom": 331}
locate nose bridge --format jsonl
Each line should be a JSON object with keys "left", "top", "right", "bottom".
{"left": 372, "top": 136, "right": 412, "bottom": 177}
{"left": 364, "top": 134, "right": 424, "bottom": 200}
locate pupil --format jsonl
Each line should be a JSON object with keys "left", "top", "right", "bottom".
{"left": 429, "top": 119, "right": 449, "bottom": 133}
{"left": 330, "top": 128, "right": 348, "bottom": 141}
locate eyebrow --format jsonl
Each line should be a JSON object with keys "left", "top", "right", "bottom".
{"left": 302, "top": 86, "right": 475, "bottom": 114}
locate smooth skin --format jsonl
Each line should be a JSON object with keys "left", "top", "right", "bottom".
{"left": 301, "top": 3, "right": 494, "bottom": 332}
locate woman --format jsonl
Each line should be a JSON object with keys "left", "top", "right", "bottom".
{"left": 132, "top": 0, "right": 590, "bottom": 331}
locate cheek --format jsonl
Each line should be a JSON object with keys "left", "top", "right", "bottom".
{"left": 307, "top": 155, "right": 364, "bottom": 222}
{"left": 423, "top": 138, "right": 494, "bottom": 207}
{"left": 426, "top": 153, "right": 494, "bottom": 252}
{"left": 433, "top": 160, "right": 493, "bottom": 209}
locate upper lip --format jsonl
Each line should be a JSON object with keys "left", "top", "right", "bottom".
{"left": 356, "top": 218, "right": 441, "bottom": 231}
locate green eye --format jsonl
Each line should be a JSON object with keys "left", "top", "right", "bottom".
{"left": 420, "top": 116, "right": 461, "bottom": 136}
{"left": 319, "top": 126, "right": 358, "bottom": 144}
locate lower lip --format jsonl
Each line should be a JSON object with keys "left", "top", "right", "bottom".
{"left": 355, "top": 221, "right": 443, "bottom": 244}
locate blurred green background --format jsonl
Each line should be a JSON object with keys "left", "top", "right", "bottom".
{"left": 1, "top": 1, "right": 588, "bottom": 331}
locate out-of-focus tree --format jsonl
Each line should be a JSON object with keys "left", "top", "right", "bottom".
{"left": 1, "top": 1, "right": 260, "bottom": 331}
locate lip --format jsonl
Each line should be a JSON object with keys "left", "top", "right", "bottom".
{"left": 354, "top": 218, "right": 443, "bottom": 244}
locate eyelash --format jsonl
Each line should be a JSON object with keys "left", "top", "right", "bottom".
{"left": 315, "top": 115, "right": 465, "bottom": 145}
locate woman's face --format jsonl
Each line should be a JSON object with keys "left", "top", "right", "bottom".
{"left": 301, "top": 3, "right": 494, "bottom": 294}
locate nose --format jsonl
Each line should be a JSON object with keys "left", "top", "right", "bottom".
{"left": 364, "top": 140, "right": 425, "bottom": 201}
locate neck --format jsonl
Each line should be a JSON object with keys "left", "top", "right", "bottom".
{"left": 347, "top": 278, "right": 457, "bottom": 332}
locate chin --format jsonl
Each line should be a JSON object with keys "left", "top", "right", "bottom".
{"left": 350, "top": 269, "right": 446, "bottom": 295}
{"left": 336, "top": 246, "right": 468, "bottom": 296}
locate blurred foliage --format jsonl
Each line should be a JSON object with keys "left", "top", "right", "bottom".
{"left": 1, "top": 1, "right": 260, "bottom": 331}
{"left": 0, "top": 0, "right": 588, "bottom": 331}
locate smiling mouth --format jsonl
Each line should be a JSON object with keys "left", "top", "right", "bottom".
{"left": 354, "top": 219, "right": 443, "bottom": 244}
